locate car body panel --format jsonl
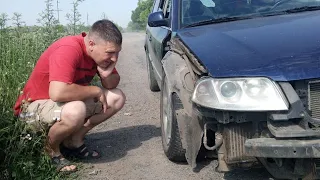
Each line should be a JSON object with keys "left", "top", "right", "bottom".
{"left": 146, "top": 26, "right": 171, "bottom": 83}
{"left": 177, "top": 11, "right": 320, "bottom": 81}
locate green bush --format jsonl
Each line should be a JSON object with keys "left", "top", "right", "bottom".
{"left": 0, "top": 29, "right": 64, "bottom": 180}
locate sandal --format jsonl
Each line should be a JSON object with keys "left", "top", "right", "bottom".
{"left": 60, "top": 144, "right": 101, "bottom": 160}
{"left": 51, "top": 155, "right": 77, "bottom": 173}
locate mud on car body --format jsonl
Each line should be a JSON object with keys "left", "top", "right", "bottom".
{"left": 144, "top": 0, "right": 320, "bottom": 179}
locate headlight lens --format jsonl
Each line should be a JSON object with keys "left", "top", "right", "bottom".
{"left": 192, "top": 77, "right": 288, "bottom": 111}
{"left": 243, "top": 79, "right": 268, "bottom": 98}
{"left": 220, "top": 82, "right": 238, "bottom": 98}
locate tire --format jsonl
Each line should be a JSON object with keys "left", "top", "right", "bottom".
{"left": 146, "top": 53, "right": 160, "bottom": 92}
{"left": 160, "top": 74, "right": 186, "bottom": 162}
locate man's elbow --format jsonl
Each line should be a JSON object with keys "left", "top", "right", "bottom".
{"left": 49, "top": 81, "right": 69, "bottom": 102}
{"left": 49, "top": 89, "right": 63, "bottom": 102}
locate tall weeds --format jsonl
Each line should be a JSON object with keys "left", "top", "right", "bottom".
{"left": 0, "top": 28, "right": 66, "bottom": 180}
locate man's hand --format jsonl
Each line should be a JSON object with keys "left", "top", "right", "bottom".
{"left": 97, "top": 62, "right": 116, "bottom": 79}
{"left": 97, "top": 63, "right": 120, "bottom": 89}
{"left": 97, "top": 88, "right": 108, "bottom": 113}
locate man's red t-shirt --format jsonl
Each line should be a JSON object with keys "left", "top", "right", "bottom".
{"left": 14, "top": 32, "right": 117, "bottom": 115}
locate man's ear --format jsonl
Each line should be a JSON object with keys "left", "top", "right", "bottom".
{"left": 88, "top": 40, "right": 95, "bottom": 51}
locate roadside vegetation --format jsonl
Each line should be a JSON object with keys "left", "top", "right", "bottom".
{"left": 0, "top": 0, "right": 129, "bottom": 179}
{"left": 127, "top": 0, "right": 154, "bottom": 31}
{"left": 0, "top": 0, "right": 153, "bottom": 178}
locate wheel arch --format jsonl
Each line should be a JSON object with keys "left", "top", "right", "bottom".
{"left": 161, "top": 50, "right": 203, "bottom": 169}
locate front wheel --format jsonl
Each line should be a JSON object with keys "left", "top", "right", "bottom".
{"left": 160, "top": 74, "right": 186, "bottom": 162}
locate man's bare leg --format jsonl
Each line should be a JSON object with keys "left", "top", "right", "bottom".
{"left": 47, "top": 101, "right": 87, "bottom": 171}
{"left": 64, "top": 88, "right": 126, "bottom": 149}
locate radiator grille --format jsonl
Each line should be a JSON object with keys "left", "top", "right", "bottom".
{"left": 223, "top": 123, "right": 256, "bottom": 164}
{"left": 309, "top": 80, "right": 320, "bottom": 119}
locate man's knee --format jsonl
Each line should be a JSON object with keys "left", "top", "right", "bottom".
{"left": 105, "top": 88, "right": 126, "bottom": 110}
{"left": 61, "top": 101, "right": 86, "bottom": 127}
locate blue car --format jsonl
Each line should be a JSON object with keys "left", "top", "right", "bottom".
{"left": 144, "top": 0, "right": 320, "bottom": 179}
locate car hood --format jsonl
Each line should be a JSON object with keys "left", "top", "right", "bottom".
{"left": 177, "top": 11, "right": 320, "bottom": 81}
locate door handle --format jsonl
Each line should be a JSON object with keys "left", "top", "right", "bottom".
{"left": 149, "top": 36, "right": 152, "bottom": 41}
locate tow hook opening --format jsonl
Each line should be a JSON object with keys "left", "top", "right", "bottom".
{"left": 274, "top": 158, "right": 283, "bottom": 167}
{"left": 203, "top": 123, "right": 223, "bottom": 151}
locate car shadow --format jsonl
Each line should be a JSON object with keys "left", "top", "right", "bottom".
{"left": 223, "top": 167, "right": 272, "bottom": 180}
{"left": 83, "top": 125, "right": 161, "bottom": 164}
{"left": 193, "top": 159, "right": 213, "bottom": 173}
{"left": 193, "top": 158, "right": 273, "bottom": 180}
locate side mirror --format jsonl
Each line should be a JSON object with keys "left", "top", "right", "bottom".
{"left": 148, "top": 11, "right": 168, "bottom": 27}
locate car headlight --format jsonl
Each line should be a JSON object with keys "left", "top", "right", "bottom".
{"left": 192, "top": 77, "right": 289, "bottom": 111}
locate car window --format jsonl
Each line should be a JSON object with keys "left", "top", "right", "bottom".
{"left": 152, "top": 0, "right": 161, "bottom": 12}
{"left": 181, "top": 0, "right": 320, "bottom": 28}
{"left": 181, "top": 0, "right": 216, "bottom": 26}
{"left": 163, "top": 0, "right": 172, "bottom": 18}
{"left": 158, "top": 0, "right": 166, "bottom": 11}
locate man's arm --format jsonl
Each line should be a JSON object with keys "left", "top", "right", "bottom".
{"left": 100, "top": 73, "right": 120, "bottom": 89}
{"left": 49, "top": 81, "right": 101, "bottom": 102}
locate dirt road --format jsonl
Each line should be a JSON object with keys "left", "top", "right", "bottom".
{"left": 79, "top": 32, "right": 273, "bottom": 180}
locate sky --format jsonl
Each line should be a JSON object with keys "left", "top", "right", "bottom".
{"left": 0, "top": 0, "right": 139, "bottom": 28}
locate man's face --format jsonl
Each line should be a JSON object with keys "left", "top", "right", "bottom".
{"left": 89, "top": 39, "right": 122, "bottom": 68}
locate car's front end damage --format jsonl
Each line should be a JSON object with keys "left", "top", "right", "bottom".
{"left": 161, "top": 11, "right": 320, "bottom": 179}
{"left": 192, "top": 79, "right": 320, "bottom": 179}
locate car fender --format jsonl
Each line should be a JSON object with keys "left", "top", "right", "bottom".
{"left": 161, "top": 49, "right": 203, "bottom": 170}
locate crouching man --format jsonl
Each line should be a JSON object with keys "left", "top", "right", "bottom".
{"left": 13, "top": 19, "right": 126, "bottom": 173}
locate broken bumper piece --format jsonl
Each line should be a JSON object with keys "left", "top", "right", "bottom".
{"left": 245, "top": 138, "right": 320, "bottom": 158}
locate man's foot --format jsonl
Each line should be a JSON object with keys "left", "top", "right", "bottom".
{"left": 51, "top": 155, "right": 77, "bottom": 173}
{"left": 60, "top": 143, "right": 100, "bottom": 160}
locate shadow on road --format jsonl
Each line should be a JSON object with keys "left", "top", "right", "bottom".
{"left": 193, "top": 157, "right": 272, "bottom": 180}
{"left": 223, "top": 167, "right": 272, "bottom": 180}
{"left": 83, "top": 125, "right": 161, "bottom": 164}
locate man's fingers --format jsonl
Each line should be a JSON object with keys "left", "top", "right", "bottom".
{"left": 103, "top": 101, "right": 108, "bottom": 113}
{"left": 104, "top": 94, "right": 108, "bottom": 113}
{"left": 108, "top": 62, "right": 116, "bottom": 70}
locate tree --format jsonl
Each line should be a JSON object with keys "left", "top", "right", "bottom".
{"left": 138, "top": 0, "right": 153, "bottom": 24}
{"left": 101, "top": 12, "right": 108, "bottom": 19}
{"left": 112, "top": 21, "right": 123, "bottom": 32}
{"left": 98, "top": 13, "right": 123, "bottom": 32}
{"left": 12, "top": 12, "right": 25, "bottom": 28}
{"left": 37, "top": 0, "right": 59, "bottom": 28}
{"left": 127, "top": 21, "right": 140, "bottom": 31}
{"left": 66, "top": 0, "right": 85, "bottom": 35}
{"left": 0, "top": 13, "right": 8, "bottom": 30}
{"left": 129, "top": 0, "right": 153, "bottom": 31}
{"left": 11, "top": 12, "right": 25, "bottom": 36}
{"left": 37, "top": 0, "right": 61, "bottom": 42}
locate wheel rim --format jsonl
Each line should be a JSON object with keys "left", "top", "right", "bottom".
{"left": 162, "top": 78, "right": 172, "bottom": 145}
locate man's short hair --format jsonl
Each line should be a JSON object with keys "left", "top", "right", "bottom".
{"left": 89, "top": 19, "right": 122, "bottom": 46}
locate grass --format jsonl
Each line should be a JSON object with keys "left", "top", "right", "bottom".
{"left": 0, "top": 28, "right": 77, "bottom": 179}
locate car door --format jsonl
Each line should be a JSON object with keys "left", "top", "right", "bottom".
{"left": 146, "top": 0, "right": 172, "bottom": 83}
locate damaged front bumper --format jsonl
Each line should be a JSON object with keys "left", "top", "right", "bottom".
{"left": 245, "top": 138, "right": 320, "bottom": 158}
{"left": 184, "top": 81, "right": 320, "bottom": 169}
{"left": 244, "top": 82, "right": 320, "bottom": 158}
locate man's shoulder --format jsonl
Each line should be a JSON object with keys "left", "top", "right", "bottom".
{"left": 45, "top": 34, "right": 84, "bottom": 57}
{"left": 55, "top": 35, "right": 83, "bottom": 49}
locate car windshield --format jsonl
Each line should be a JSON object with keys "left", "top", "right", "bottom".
{"left": 181, "top": 0, "right": 320, "bottom": 27}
